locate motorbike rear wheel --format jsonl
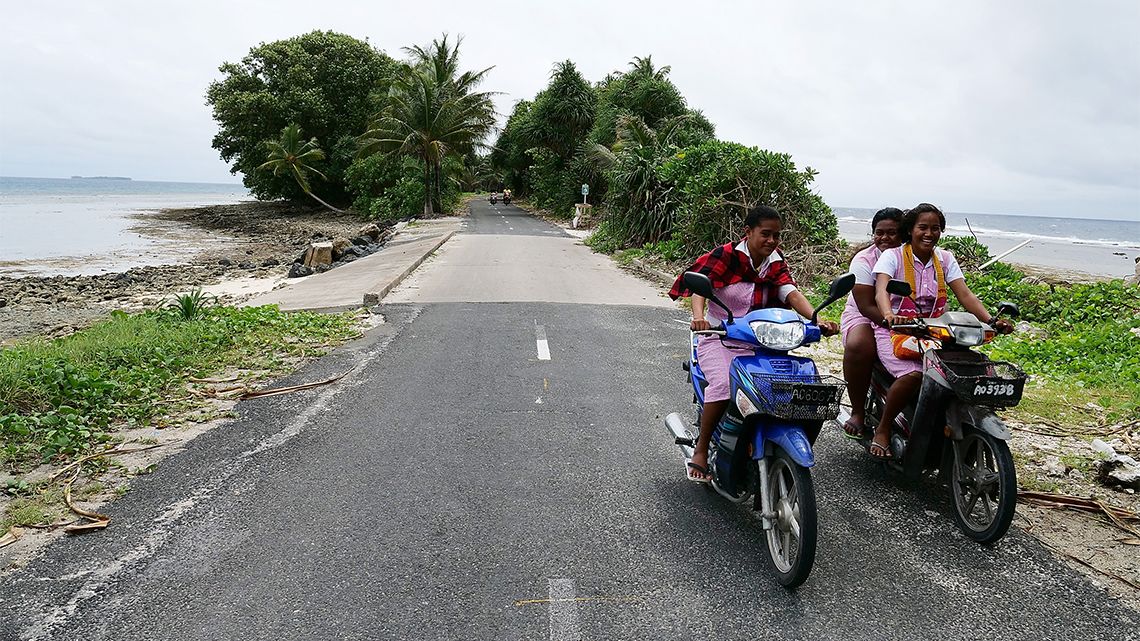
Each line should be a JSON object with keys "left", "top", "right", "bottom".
{"left": 949, "top": 429, "right": 1016, "bottom": 543}
{"left": 761, "top": 448, "right": 817, "bottom": 588}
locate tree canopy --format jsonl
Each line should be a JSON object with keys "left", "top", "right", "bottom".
{"left": 206, "top": 31, "right": 395, "bottom": 204}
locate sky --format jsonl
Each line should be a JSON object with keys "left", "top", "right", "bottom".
{"left": 1, "top": 1, "right": 1137, "bottom": 220}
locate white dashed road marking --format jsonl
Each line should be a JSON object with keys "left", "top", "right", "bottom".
{"left": 535, "top": 322, "right": 551, "bottom": 360}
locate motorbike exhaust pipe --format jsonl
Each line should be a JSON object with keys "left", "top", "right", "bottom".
{"left": 665, "top": 412, "right": 695, "bottom": 460}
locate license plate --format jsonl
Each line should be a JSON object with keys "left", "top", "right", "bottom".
{"left": 791, "top": 384, "right": 835, "bottom": 405}
{"left": 972, "top": 378, "right": 1018, "bottom": 399}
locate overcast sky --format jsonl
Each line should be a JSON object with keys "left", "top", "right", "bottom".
{"left": 2, "top": 1, "right": 1137, "bottom": 219}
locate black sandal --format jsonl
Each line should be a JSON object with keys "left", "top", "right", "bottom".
{"left": 686, "top": 461, "right": 711, "bottom": 483}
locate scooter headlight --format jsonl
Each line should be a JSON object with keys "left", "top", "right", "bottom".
{"left": 748, "top": 320, "right": 806, "bottom": 351}
{"left": 950, "top": 325, "right": 985, "bottom": 347}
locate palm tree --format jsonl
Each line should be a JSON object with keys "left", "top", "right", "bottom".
{"left": 358, "top": 36, "right": 497, "bottom": 216}
{"left": 257, "top": 124, "right": 344, "bottom": 213}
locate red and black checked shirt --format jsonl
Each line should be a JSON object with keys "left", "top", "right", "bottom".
{"left": 668, "top": 241, "right": 797, "bottom": 311}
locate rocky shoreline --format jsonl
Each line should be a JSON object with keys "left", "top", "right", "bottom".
{"left": 0, "top": 202, "right": 388, "bottom": 343}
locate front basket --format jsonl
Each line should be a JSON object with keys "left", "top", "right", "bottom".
{"left": 749, "top": 374, "right": 846, "bottom": 421}
{"left": 929, "top": 351, "right": 1027, "bottom": 408}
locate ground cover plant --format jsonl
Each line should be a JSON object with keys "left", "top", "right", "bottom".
{"left": 0, "top": 305, "right": 360, "bottom": 473}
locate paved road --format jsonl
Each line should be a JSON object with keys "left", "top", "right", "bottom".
{"left": 3, "top": 200, "right": 1136, "bottom": 640}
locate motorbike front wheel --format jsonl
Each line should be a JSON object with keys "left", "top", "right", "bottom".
{"left": 949, "top": 429, "right": 1016, "bottom": 543}
{"left": 761, "top": 448, "right": 817, "bottom": 588}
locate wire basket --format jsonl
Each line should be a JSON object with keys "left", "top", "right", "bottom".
{"left": 929, "top": 350, "right": 1027, "bottom": 407}
{"left": 749, "top": 374, "right": 846, "bottom": 421}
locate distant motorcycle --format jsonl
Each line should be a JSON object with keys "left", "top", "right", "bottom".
{"left": 850, "top": 279, "right": 1024, "bottom": 543}
{"left": 502, "top": 193, "right": 511, "bottom": 205}
{"left": 489, "top": 193, "right": 498, "bottom": 204}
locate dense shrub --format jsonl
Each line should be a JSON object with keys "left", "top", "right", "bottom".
{"left": 940, "top": 235, "right": 992, "bottom": 272}
{"left": 206, "top": 31, "right": 394, "bottom": 204}
{"left": 661, "top": 141, "right": 837, "bottom": 257}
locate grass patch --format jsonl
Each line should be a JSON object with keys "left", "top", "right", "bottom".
{"left": 0, "top": 305, "right": 360, "bottom": 472}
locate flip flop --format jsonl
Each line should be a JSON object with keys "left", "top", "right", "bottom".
{"left": 686, "top": 461, "right": 711, "bottom": 484}
{"left": 841, "top": 418, "right": 865, "bottom": 440}
{"left": 869, "top": 441, "right": 893, "bottom": 460}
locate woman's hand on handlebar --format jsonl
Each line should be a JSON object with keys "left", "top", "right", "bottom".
{"left": 992, "top": 318, "right": 1015, "bottom": 335}
{"left": 881, "top": 313, "right": 907, "bottom": 328}
{"left": 690, "top": 319, "right": 712, "bottom": 331}
{"left": 819, "top": 320, "right": 840, "bottom": 337}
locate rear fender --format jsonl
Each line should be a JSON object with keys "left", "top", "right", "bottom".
{"left": 753, "top": 421, "right": 815, "bottom": 468}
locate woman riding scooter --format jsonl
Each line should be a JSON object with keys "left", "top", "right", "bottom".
{"left": 869, "top": 203, "right": 1013, "bottom": 459}
{"left": 670, "top": 205, "right": 840, "bottom": 481}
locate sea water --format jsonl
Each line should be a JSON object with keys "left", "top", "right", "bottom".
{"left": 834, "top": 207, "right": 1140, "bottom": 279}
{"left": 0, "top": 176, "right": 249, "bottom": 276}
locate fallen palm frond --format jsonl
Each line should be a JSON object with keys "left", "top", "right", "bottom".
{"left": 62, "top": 469, "right": 110, "bottom": 534}
{"left": 0, "top": 526, "right": 24, "bottom": 549}
{"left": 189, "top": 374, "right": 240, "bottom": 384}
{"left": 47, "top": 442, "right": 169, "bottom": 483}
{"left": 1018, "top": 490, "right": 1140, "bottom": 538}
{"left": 238, "top": 367, "right": 354, "bottom": 400}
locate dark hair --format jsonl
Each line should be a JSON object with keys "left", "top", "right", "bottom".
{"left": 900, "top": 203, "right": 947, "bottom": 241}
{"left": 744, "top": 204, "right": 783, "bottom": 228}
{"left": 871, "top": 207, "right": 903, "bottom": 232}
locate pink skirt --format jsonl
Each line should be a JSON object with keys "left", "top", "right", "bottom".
{"left": 873, "top": 325, "right": 922, "bottom": 378}
{"left": 840, "top": 308, "right": 873, "bottom": 344}
{"left": 696, "top": 336, "right": 756, "bottom": 402}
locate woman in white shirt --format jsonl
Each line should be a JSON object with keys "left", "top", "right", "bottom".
{"left": 839, "top": 208, "right": 902, "bottom": 437}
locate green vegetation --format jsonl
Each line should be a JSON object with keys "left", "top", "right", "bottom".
{"left": 0, "top": 306, "right": 360, "bottom": 472}
{"left": 257, "top": 124, "right": 344, "bottom": 213}
{"left": 207, "top": 31, "right": 395, "bottom": 205}
{"left": 492, "top": 55, "right": 836, "bottom": 277}
{"left": 357, "top": 35, "right": 496, "bottom": 217}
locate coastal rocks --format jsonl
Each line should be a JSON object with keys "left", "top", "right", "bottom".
{"left": 302, "top": 242, "right": 334, "bottom": 268}
{"left": 358, "top": 223, "right": 382, "bottom": 242}
{"left": 287, "top": 263, "right": 313, "bottom": 278}
{"left": 331, "top": 238, "right": 353, "bottom": 260}
{"left": 1092, "top": 439, "right": 1140, "bottom": 491}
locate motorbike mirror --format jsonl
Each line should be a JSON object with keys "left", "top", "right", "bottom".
{"left": 886, "top": 279, "right": 913, "bottom": 297}
{"left": 828, "top": 272, "right": 857, "bottom": 299}
{"left": 811, "top": 272, "right": 857, "bottom": 323}
{"left": 682, "top": 271, "right": 714, "bottom": 298}
{"left": 682, "top": 271, "right": 733, "bottom": 323}
{"left": 997, "top": 301, "right": 1020, "bottom": 319}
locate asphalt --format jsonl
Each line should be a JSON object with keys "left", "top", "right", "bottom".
{"left": 2, "top": 200, "right": 1136, "bottom": 640}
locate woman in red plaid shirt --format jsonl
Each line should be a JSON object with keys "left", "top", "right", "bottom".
{"left": 670, "top": 205, "right": 840, "bottom": 482}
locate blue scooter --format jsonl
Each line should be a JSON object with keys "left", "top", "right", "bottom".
{"left": 665, "top": 271, "right": 854, "bottom": 587}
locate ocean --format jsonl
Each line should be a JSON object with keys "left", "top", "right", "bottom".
{"left": 1, "top": 177, "right": 1138, "bottom": 279}
{"left": 0, "top": 176, "right": 249, "bottom": 276}
{"left": 834, "top": 207, "right": 1140, "bottom": 279}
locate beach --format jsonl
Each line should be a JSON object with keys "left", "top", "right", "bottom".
{"left": 835, "top": 208, "right": 1140, "bottom": 280}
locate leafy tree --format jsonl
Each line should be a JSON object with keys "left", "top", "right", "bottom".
{"left": 358, "top": 35, "right": 496, "bottom": 216}
{"left": 589, "top": 56, "right": 712, "bottom": 149}
{"left": 660, "top": 140, "right": 837, "bottom": 257}
{"left": 527, "top": 61, "right": 597, "bottom": 161}
{"left": 490, "top": 100, "right": 535, "bottom": 193}
{"left": 206, "top": 31, "right": 395, "bottom": 204}
{"left": 257, "top": 124, "right": 343, "bottom": 212}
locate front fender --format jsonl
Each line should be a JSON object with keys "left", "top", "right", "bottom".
{"left": 948, "top": 403, "right": 1011, "bottom": 440}
{"left": 753, "top": 421, "right": 815, "bottom": 468}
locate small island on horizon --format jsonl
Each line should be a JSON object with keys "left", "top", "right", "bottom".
{"left": 70, "top": 175, "right": 132, "bottom": 180}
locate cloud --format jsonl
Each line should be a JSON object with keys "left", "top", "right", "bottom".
{"left": 0, "top": 0, "right": 1136, "bottom": 218}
